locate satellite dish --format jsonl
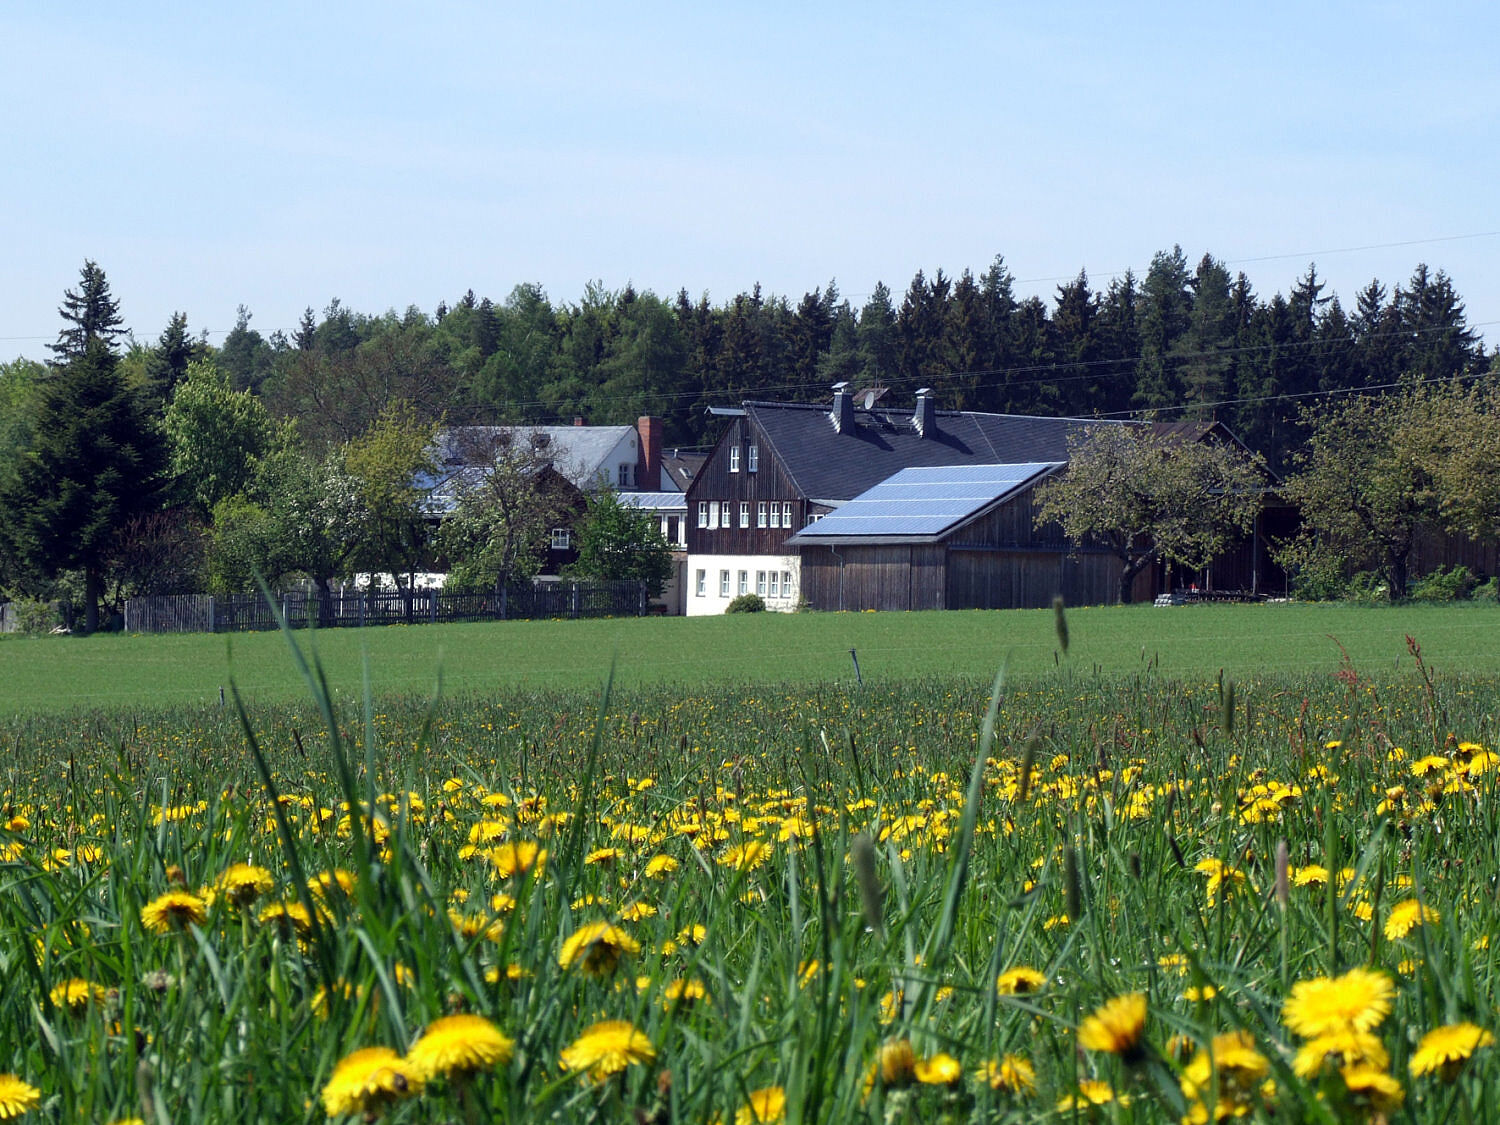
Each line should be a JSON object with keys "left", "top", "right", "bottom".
{"left": 856, "top": 386, "right": 889, "bottom": 411}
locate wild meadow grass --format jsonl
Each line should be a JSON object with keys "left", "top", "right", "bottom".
{"left": 1, "top": 615, "right": 1498, "bottom": 1121}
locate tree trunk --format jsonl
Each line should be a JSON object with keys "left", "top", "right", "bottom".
{"left": 84, "top": 565, "right": 101, "bottom": 634}
{"left": 1386, "top": 554, "right": 1409, "bottom": 602}
{"left": 314, "top": 575, "right": 334, "bottom": 626}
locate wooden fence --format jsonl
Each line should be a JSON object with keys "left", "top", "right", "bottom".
{"left": 123, "top": 581, "right": 651, "bottom": 634}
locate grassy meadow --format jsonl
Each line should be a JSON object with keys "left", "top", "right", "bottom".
{"left": 0, "top": 603, "right": 1498, "bottom": 1121}
{"left": 0, "top": 600, "right": 1498, "bottom": 713}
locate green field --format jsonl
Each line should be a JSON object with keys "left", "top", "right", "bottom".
{"left": 0, "top": 601, "right": 1496, "bottom": 714}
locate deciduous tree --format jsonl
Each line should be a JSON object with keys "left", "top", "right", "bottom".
{"left": 566, "top": 486, "right": 674, "bottom": 597}
{"left": 1034, "top": 424, "right": 1266, "bottom": 603}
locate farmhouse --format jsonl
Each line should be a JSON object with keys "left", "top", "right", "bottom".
{"left": 684, "top": 386, "right": 1285, "bottom": 613}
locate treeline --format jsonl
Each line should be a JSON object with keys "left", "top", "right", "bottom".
{"left": 72, "top": 246, "right": 1495, "bottom": 470}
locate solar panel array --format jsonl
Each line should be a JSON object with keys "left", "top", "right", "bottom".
{"left": 793, "top": 462, "right": 1061, "bottom": 539}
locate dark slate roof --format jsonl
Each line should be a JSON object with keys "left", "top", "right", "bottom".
{"left": 787, "top": 462, "right": 1063, "bottom": 545}
{"left": 744, "top": 402, "right": 1138, "bottom": 503}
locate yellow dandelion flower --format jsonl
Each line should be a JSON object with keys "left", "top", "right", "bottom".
{"left": 996, "top": 966, "right": 1046, "bottom": 995}
{"left": 1183, "top": 985, "right": 1218, "bottom": 1002}
{"left": 216, "top": 863, "right": 274, "bottom": 909}
{"left": 487, "top": 842, "right": 546, "bottom": 878}
{"left": 585, "top": 847, "right": 623, "bottom": 867}
{"left": 0, "top": 1074, "right": 40, "bottom": 1119}
{"left": 258, "top": 900, "right": 316, "bottom": 938}
{"left": 307, "top": 869, "right": 356, "bottom": 900}
{"left": 1291, "top": 1027, "right": 1389, "bottom": 1079}
{"left": 619, "top": 901, "right": 657, "bottom": 922}
{"left": 1056, "top": 1080, "right": 1128, "bottom": 1111}
{"left": 1282, "top": 968, "right": 1393, "bottom": 1038}
{"left": 1409, "top": 1022, "right": 1493, "bottom": 1081}
{"left": 977, "top": 1054, "right": 1036, "bottom": 1095}
{"left": 661, "top": 978, "right": 708, "bottom": 1007}
{"left": 140, "top": 890, "right": 208, "bottom": 934}
{"left": 1341, "top": 1065, "right": 1404, "bottom": 1113}
{"left": 914, "top": 1052, "right": 963, "bottom": 1086}
{"left": 320, "top": 1046, "right": 422, "bottom": 1118}
{"left": 559, "top": 1020, "right": 655, "bottom": 1081}
{"left": 735, "top": 1085, "right": 786, "bottom": 1124}
{"left": 1078, "top": 992, "right": 1148, "bottom": 1060}
{"left": 1384, "top": 898, "right": 1439, "bottom": 940}
{"left": 865, "top": 1038, "right": 917, "bottom": 1091}
{"left": 644, "top": 855, "right": 679, "bottom": 878}
{"left": 405, "top": 1013, "right": 514, "bottom": 1081}
{"left": 557, "top": 922, "right": 640, "bottom": 976}
{"left": 48, "top": 978, "right": 107, "bottom": 1014}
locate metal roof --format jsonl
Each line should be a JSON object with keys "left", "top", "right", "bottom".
{"left": 787, "top": 462, "right": 1062, "bottom": 544}
{"left": 618, "top": 491, "right": 688, "bottom": 512}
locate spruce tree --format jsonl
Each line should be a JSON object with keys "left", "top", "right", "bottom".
{"left": 50, "top": 259, "right": 126, "bottom": 363}
{"left": 0, "top": 337, "right": 167, "bottom": 631}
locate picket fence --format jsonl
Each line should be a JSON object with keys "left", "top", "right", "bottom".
{"left": 123, "top": 581, "right": 652, "bottom": 634}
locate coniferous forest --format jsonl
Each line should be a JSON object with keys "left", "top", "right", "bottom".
{"left": 82, "top": 247, "right": 1493, "bottom": 472}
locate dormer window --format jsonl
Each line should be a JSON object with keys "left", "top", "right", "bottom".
{"left": 747, "top": 444, "right": 759, "bottom": 472}
{"left": 729, "top": 446, "right": 740, "bottom": 473}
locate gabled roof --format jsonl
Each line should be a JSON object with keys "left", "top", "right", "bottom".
{"left": 743, "top": 401, "right": 1138, "bottom": 503}
{"left": 787, "top": 463, "right": 1063, "bottom": 546}
{"left": 433, "top": 425, "right": 637, "bottom": 491}
{"left": 619, "top": 491, "right": 688, "bottom": 512}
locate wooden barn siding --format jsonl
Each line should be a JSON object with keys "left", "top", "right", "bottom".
{"left": 1409, "top": 527, "right": 1500, "bottom": 581}
{"left": 945, "top": 548, "right": 1121, "bottom": 610}
{"left": 800, "top": 545, "right": 945, "bottom": 611}
{"left": 684, "top": 416, "right": 804, "bottom": 555}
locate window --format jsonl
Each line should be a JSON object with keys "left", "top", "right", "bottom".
{"left": 748, "top": 444, "right": 759, "bottom": 472}
{"left": 697, "top": 502, "right": 708, "bottom": 528}
{"left": 756, "top": 571, "right": 766, "bottom": 596}
{"left": 739, "top": 501, "right": 749, "bottom": 528}
{"left": 695, "top": 569, "right": 705, "bottom": 597}
{"left": 720, "top": 503, "right": 733, "bottom": 529}
{"left": 782, "top": 571, "right": 793, "bottom": 598}
{"left": 783, "top": 502, "right": 793, "bottom": 528}
{"left": 757, "top": 502, "right": 767, "bottom": 528}
{"left": 769, "top": 503, "right": 780, "bottom": 530}
{"left": 550, "top": 528, "right": 570, "bottom": 551}
{"left": 769, "top": 571, "right": 780, "bottom": 598}
{"left": 708, "top": 501, "right": 719, "bottom": 528}
{"left": 719, "top": 570, "right": 730, "bottom": 597}
{"left": 737, "top": 571, "right": 748, "bottom": 595}
{"left": 729, "top": 445, "right": 740, "bottom": 473}
{"left": 618, "top": 464, "right": 632, "bottom": 488}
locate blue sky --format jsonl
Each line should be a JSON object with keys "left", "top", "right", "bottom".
{"left": 4, "top": 3, "right": 1497, "bottom": 360}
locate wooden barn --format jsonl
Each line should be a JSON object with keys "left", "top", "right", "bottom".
{"left": 788, "top": 463, "right": 1148, "bottom": 611}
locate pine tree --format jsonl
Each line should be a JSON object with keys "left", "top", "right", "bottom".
{"left": 0, "top": 337, "right": 167, "bottom": 631}
{"left": 50, "top": 260, "right": 126, "bottom": 363}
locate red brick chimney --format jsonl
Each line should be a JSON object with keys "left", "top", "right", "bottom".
{"left": 636, "top": 416, "right": 662, "bottom": 491}
{"left": 573, "top": 416, "right": 585, "bottom": 426}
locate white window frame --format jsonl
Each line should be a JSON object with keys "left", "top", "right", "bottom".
{"left": 756, "top": 571, "right": 766, "bottom": 596}
{"left": 729, "top": 445, "right": 740, "bottom": 473}
{"left": 719, "top": 569, "right": 730, "bottom": 597}
{"left": 769, "top": 571, "right": 780, "bottom": 598}
{"left": 737, "top": 570, "right": 748, "bottom": 595}
{"left": 769, "top": 503, "right": 780, "bottom": 530}
{"left": 739, "top": 501, "right": 749, "bottom": 528}
{"left": 783, "top": 502, "right": 793, "bottom": 528}
{"left": 708, "top": 501, "right": 719, "bottom": 528}
{"left": 618, "top": 464, "right": 632, "bottom": 488}
{"left": 550, "top": 528, "right": 570, "bottom": 551}
{"left": 757, "top": 501, "right": 767, "bottom": 528}
{"left": 697, "top": 502, "right": 708, "bottom": 528}
{"left": 748, "top": 444, "right": 759, "bottom": 472}
{"left": 695, "top": 569, "right": 705, "bottom": 596}
{"left": 782, "top": 571, "right": 793, "bottom": 598}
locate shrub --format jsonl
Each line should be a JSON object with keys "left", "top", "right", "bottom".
{"left": 10, "top": 598, "right": 61, "bottom": 636}
{"left": 725, "top": 593, "right": 766, "bottom": 614}
{"left": 1410, "top": 564, "right": 1477, "bottom": 602}
{"left": 1474, "top": 576, "right": 1499, "bottom": 601}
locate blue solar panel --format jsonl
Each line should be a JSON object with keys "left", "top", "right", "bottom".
{"left": 792, "top": 463, "right": 1061, "bottom": 540}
